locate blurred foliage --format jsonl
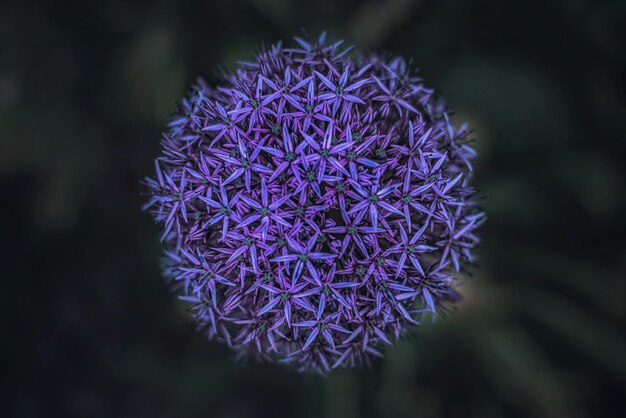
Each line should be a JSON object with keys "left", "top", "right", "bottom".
{"left": 1, "top": 0, "right": 626, "bottom": 417}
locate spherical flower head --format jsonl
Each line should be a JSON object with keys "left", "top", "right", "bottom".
{"left": 143, "top": 33, "right": 485, "bottom": 373}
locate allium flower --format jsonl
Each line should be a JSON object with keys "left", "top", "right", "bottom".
{"left": 143, "top": 33, "right": 485, "bottom": 373}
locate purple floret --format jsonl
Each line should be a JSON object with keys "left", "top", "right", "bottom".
{"left": 143, "top": 33, "right": 485, "bottom": 373}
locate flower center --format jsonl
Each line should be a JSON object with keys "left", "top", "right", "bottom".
{"left": 285, "top": 152, "right": 296, "bottom": 163}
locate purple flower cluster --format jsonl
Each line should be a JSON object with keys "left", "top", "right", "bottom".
{"left": 143, "top": 34, "right": 484, "bottom": 372}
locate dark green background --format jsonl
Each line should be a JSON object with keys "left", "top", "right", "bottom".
{"left": 2, "top": 0, "right": 625, "bottom": 417}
